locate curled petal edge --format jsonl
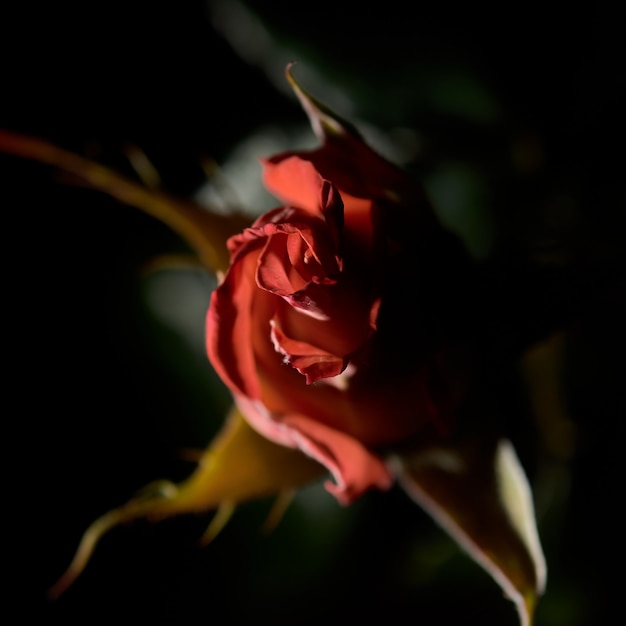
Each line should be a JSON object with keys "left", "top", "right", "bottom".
{"left": 235, "top": 395, "right": 393, "bottom": 505}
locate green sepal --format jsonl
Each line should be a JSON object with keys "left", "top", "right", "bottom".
{"left": 286, "top": 64, "right": 432, "bottom": 213}
{"left": 49, "top": 407, "right": 324, "bottom": 598}
{"left": 0, "top": 129, "right": 250, "bottom": 274}
{"left": 394, "top": 435, "right": 546, "bottom": 626}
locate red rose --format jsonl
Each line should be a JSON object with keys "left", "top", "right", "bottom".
{"left": 1, "top": 67, "right": 544, "bottom": 621}
{"left": 206, "top": 74, "right": 466, "bottom": 505}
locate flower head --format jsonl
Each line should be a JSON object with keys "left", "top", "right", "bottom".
{"left": 0, "top": 64, "right": 546, "bottom": 626}
{"left": 204, "top": 67, "right": 545, "bottom": 626}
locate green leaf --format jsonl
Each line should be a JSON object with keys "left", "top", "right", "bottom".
{"left": 394, "top": 435, "right": 546, "bottom": 626}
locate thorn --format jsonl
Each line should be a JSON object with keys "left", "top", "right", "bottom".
{"left": 123, "top": 144, "right": 162, "bottom": 189}
{"left": 198, "top": 155, "right": 244, "bottom": 214}
{"left": 260, "top": 490, "right": 294, "bottom": 535}
{"left": 198, "top": 502, "right": 235, "bottom": 546}
{"left": 138, "top": 253, "right": 206, "bottom": 279}
{"left": 178, "top": 447, "right": 208, "bottom": 464}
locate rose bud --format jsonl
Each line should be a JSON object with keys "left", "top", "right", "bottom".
{"left": 206, "top": 66, "right": 546, "bottom": 626}
{"left": 0, "top": 64, "right": 546, "bottom": 626}
{"left": 207, "top": 140, "right": 468, "bottom": 504}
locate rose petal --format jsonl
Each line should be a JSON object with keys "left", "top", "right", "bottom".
{"left": 275, "top": 279, "right": 377, "bottom": 357}
{"left": 270, "top": 318, "right": 347, "bottom": 383}
{"left": 235, "top": 394, "right": 393, "bottom": 505}
{"left": 257, "top": 232, "right": 309, "bottom": 295}
{"left": 232, "top": 204, "right": 341, "bottom": 302}
{"left": 284, "top": 415, "right": 394, "bottom": 505}
{"left": 262, "top": 155, "right": 334, "bottom": 217}
{"left": 206, "top": 251, "right": 263, "bottom": 399}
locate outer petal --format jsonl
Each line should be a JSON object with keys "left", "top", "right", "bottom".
{"left": 284, "top": 415, "right": 393, "bottom": 505}
{"left": 235, "top": 395, "right": 393, "bottom": 504}
{"left": 262, "top": 155, "right": 343, "bottom": 229}
{"left": 206, "top": 251, "right": 264, "bottom": 399}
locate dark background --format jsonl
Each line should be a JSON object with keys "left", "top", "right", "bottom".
{"left": 4, "top": 1, "right": 624, "bottom": 624}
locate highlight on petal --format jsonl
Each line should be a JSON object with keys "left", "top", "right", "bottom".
{"left": 49, "top": 407, "right": 324, "bottom": 598}
{"left": 231, "top": 394, "right": 394, "bottom": 505}
{"left": 262, "top": 154, "right": 331, "bottom": 215}
{"left": 207, "top": 252, "right": 262, "bottom": 399}
{"left": 393, "top": 435, "right": 546, "bottom": 626}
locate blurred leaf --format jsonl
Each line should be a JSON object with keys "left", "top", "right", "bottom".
{"left": 424, "top": 162, "right": 494, "bottom": 258}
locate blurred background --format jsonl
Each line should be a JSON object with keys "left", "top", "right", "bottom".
{"left": 4, "top": 1, "right": 624, "bottom": 624}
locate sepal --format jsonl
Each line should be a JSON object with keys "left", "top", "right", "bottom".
{"left": 49, "top": 407, "right": 324, "bottom": 597}
{"left": 0, "top": 129, "right": 250, "bottom": 274}
{"left": 394, "top": 434, "right": 546, "bottom": 626}
{"left": 285, "top": 65, "right": 431, "bottom": 213}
